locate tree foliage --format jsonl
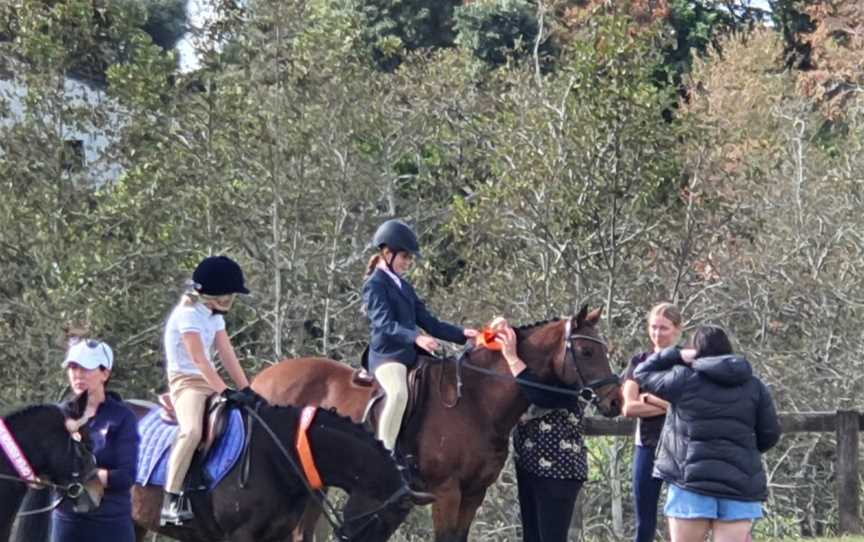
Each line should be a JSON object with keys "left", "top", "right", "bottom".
{"left": 2, "top": 1, "right": 864, "bottom": 539}
{"left": 355, "top": 0, "right": 461, "bottom": 70}
{"left": 454, "top": 0, "right": 551, "bottom": 67}
{"left": 0, "top": 0, "right": 186, "bottom": 82}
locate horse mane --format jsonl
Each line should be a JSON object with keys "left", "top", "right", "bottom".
{"left": 255, "top": 401, "right": 393, "bottom": 461}
{"left": 1, "top": 403, "right": 58, "bottom": 421}
{"left": 513, "top": 318, "right": 562, "bottom": 332}
{"left": 312, "top": 407, "right": 393, "bottom": 460}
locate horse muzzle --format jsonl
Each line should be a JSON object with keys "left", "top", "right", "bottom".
{"left": 590, "top": 379, "right": 622, "bottom": 418}
{"left": 69, "top": 473, "right": 104, "bottom": 513}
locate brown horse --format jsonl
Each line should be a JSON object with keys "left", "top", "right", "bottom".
{"left": 252, "top": 305, "right": 621, "bottom": 542}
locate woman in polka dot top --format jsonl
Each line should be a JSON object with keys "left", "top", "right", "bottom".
{"left": 497, "top": 320, "right": 588, "bottom": 542}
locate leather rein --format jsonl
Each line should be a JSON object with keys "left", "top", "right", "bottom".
{"left": 440, "top": 319, "right": 620, "bottom": 408}
{"left": 0, "top": 418, "right": 96, "bottom": 517}
{"left": 238, "top": 403, "right": 411, "bottom": 541}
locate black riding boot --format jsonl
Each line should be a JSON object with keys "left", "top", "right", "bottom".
{"left": 160, "top": 492, "right": 193, "bottom": 526}
{"left": 390, "top": 451, "right": 410, "bottom": 481}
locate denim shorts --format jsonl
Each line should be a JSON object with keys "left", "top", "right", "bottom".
{"left": 665, "top": 485, "right": 763, "bottom": 520}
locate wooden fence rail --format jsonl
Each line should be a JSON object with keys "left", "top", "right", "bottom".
{"left": 582, "top": 410, "right": 863, "bottom": 534}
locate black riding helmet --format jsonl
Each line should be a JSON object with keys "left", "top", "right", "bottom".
{"left": 372, "top": 219, "right": 421, "bottom": 257}
{"left": 192, "top": 256, "right": 251, "bottom": 296}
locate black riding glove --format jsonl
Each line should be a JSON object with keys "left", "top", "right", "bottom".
{"left": 221, "top": 387, "right": 257, "bottom": 407}
{"left": 238, "top": 386, "right": 263, "bottom": 406}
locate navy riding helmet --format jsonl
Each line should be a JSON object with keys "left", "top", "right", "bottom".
{"left": 192, "top": 256, "right": 250, "bottom": 296}
{"left": 372, "top": 219, "right": 420, "bottom": 256}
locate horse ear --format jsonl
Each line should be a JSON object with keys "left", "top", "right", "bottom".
{"left": 64, "top": 391, "right": 89, "bottom": 420}
{"left": 584, "top": 307, "right": 603, "bottom": 327}
{"left": 575, "top": 305, "right": 588, "bottom": 326}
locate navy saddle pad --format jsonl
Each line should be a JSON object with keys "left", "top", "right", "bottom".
{"left": 135, "top": 407, "right": 244, "bottom": 490}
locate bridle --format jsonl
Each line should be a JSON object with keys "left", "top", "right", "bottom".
{"left": 0, "top": 419, "right": 98, "bottom": 516}
{"left": 333, "top": 484, "right": 412, "bottom": 541}
{"left": 563, "top": 318, "right": 621, "bottom": 405}
{"left": 442, "top": 318, "right": 621, "bottom": 407}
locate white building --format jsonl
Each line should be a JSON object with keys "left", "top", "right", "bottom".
{"left": 0, "top": 64, "right": 125, "bottom": 186}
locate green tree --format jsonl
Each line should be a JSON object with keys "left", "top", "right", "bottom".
{"left": 0, "top": 0, "right": 186, "bottom": 82}
{"left": 770, "top": 0, "right": 816, "bottom": 68}
{"left": 454, "top": 0, "right": 551, "bottom": 67}
{"left": 357, "top": 0, "right": 462, "bottom": 70}
{"left": 0, "top": 0, "right": 178, "bottom": 402}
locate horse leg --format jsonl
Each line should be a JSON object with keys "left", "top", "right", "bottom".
{"left": 291, "top": 501, "right": 323, "bottom": 542}
{"left": 454, "top": 490, "right": 487, "bottom": 542}
{"left": 431, "top": 481, "right": 463, "bottom": 542}
{"left": 132, "top": 485, "right": 163, "bottom": 535}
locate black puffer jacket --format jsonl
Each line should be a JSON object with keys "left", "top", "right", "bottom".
{"left": 634, "top": 347, "right": 781, "bottom": 501}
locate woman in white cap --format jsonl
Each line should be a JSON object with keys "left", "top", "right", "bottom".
{"left": 52, "top": 338, "right": 139, "bottom": 542}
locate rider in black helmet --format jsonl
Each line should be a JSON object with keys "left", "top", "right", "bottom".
{"left": 362, "top": 219, "right": 478, "bottom": 453}
{"left": 372, "top": 219, "right": 422, "bottom": 259}
{"left": 160, "top": 255, "right": 254, "bottom": 526}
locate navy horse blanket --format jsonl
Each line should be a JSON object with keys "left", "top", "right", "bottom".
{"left": 135, "top": 407, "right": 245, "bottom": 490}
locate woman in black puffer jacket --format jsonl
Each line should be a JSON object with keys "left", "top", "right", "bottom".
{"left": 634, "top": 326, "right": 781, "bottom": 542}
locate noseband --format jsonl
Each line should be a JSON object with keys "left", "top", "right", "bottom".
{"left": 450, "top": 319, "right": 619, "bottom": 407}
{"left": 333, "top": 484, "right": 412, "bottom": 541}
{"left": 563, "top": 319, "right": 620, "bottom": 405}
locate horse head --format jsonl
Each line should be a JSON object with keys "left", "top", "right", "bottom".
{"left": 517, "top": 305, "right": 621, "bottom": 418}
{"left": 338, "top": 484, "right": 435, "bottom": 541}
{"left": 300, "top": 408, "right": 435, "bottom": 542}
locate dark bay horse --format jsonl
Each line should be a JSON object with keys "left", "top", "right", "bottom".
{"left": 2, "top": 393, "right": 102, "bottom": 541}
{"left": 252, "top": 305, "right": 622, "bottom": 542}
{"left": 128, "top": 401, "right": 434, "bottom": 542}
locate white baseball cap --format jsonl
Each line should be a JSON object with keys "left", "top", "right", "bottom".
{"left": 62, "top": 339, "right": 114, "bottom": 371}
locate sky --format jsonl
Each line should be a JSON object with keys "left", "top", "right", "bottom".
{"left": 176, "top": 0, "right": 215, "bottom": 72}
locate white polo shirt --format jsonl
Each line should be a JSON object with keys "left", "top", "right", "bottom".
{"left": 163, "top": 301, "right": 225, "bottom": 376}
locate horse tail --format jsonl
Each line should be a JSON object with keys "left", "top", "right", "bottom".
{"left": 10, "top": 488, "right": 52, "bottom": 542}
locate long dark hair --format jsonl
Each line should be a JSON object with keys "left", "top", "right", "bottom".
{"left": 689, "top": 325, "right": 734, "bottom": 358}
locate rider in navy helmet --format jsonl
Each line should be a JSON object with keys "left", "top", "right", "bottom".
{"left": 192, "top": 255, "right": 250, "bottom": 296}
{"left": 362, "top": 219, "right": 477, "bottom": 455}
{"left": 160, "top": 255, "right": 253, "bottom": 525}
{"left": 372, "top": 219, "right": 421, "bottom": 258}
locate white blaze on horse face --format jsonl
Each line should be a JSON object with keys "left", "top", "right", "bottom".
{"left": 65, "top": 413, "right": 93, "bottom": 434}
{"left": 552, "top": 319, "right": 576, "bottom": 385}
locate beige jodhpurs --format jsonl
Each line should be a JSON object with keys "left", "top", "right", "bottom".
{"left": 374, "top": 362, "right": 408, "bottom": 452}
{"left": 164, "top": 373, "right": 214, "bottom": 494}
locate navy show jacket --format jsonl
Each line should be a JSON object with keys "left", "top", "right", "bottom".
{"left": 363, "top": 268, "right": 466, "bottom": 372}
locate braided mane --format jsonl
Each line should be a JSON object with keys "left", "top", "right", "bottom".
{"left": 315, "top": 407, "right": 392, "bottom": 458}
{"left": 513, "top": 318, "right": 562, "bottom": 332}
{"left": 1, "top": 403, "right": 58, "bottom": 420}
{"left": 283, "top": 404, "right": 395, "bottom": 464}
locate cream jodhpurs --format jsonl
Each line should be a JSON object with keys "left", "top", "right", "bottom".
{"left": 374, "top": 362, "right": 409, "bottom": 452}
{"left": 164, "top": 373, "right": 214, "bottom": 494}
